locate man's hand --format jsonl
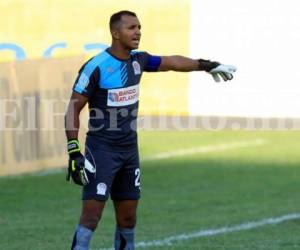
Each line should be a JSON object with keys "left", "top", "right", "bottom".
{"left": 198, "top": 59, "right": 237, "bottom": 82}
{"left": 66, "top": 139, "right": 89, "bottom": 186}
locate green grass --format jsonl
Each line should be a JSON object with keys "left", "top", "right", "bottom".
{"left": 1, "top": 131, "right": 300, "bottom": 249}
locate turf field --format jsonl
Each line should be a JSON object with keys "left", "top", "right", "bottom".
{"left": 1, "top": 131, "right": 300, "bottom": 249}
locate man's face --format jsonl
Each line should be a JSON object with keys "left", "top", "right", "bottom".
{"left": 116, "top": 15, "right": 141, "bottom": 50}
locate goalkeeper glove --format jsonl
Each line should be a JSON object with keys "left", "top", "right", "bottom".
{"left": 198, "top": 59, "right": 237, "bottom": 82}
{"left": 66, "top": 139, "right": 89, "bottom": 186}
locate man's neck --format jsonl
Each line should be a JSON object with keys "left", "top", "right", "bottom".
{"left": 109, "top": 43, "right": 131, "bottom": 60}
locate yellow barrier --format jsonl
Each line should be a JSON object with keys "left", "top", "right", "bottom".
{"left": 0, "top": 57, "right": 85, "bottom": 176}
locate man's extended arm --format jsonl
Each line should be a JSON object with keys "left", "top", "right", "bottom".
{"left": 157, "top": 56, "right": 236, "bottom": 82}
{"left": 158, "top": 56, "right": 199, "bottom": 72}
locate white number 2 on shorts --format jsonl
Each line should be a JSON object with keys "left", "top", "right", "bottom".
{"left": 135, "top": 168, "right": 140, "bottom": 187}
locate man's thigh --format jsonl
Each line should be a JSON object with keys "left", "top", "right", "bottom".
{"left": 110, "top": 148, "right": 140, "bottom": 201}
{"left": 83, "top": 139, "right": 123, "bottom": 201}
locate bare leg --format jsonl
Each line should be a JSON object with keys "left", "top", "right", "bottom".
{"left": 79, "top": 199, "right": 106, "bottom": 230}
{"left": 71, "top": 199, "right": 106, "bottom": 250}
{"left": 113, "top": 200, "right": 138, "bottom": 250}
{"left": 114, "top": 200, "right": 138, "bottom": 228}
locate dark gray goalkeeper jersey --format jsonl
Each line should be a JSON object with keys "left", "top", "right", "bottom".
{"left": 72, "top": 48, "right": 161, "bottom": 149}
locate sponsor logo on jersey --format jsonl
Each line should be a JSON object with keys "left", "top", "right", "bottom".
{"left": 132, "top": 61, "right": 141, "bottom": 75}
{"left": 107, "top": 84, "right": 139, "bottom": 107}
{"left": 97, "top": 183, "right": 107, "bottom": 195}
{"left": 106, "top": 67, "right": 114, "bottom": 73}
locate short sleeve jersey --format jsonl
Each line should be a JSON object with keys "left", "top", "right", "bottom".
{"left": 72, "top": 48, "right": 161, "bottom": 148}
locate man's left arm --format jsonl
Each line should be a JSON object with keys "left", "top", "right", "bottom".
{"left": 158, "top": 56, "right": 199, "bottom": 72}
{"left": 157, "top": 55, "right": 237, "bottom": 82}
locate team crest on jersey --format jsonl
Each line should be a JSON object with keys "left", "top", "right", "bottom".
{"left": 76, "top": 72, "right": 89, "bottom": 90}
{"left": 107, "top": 84, "right": 139, "bottom": 107}
{"left": 132, "top": 61, "right": 141, "bottom": 75}
{"left": 97, "top": 183, "right": 107, "bottom": 195}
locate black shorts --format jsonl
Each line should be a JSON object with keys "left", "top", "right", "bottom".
{"left": 82, "top": 136, "right": 140, "bottom": 201}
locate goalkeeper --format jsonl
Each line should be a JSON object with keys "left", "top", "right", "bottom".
{"left": 65, "top": 10, "right": 236, "bottom": 250}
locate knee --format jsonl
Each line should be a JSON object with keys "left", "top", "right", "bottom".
{"left": 80, "top": 212, "right": 101, "bottom": 231}
{"left": 79, "top": 200, "right": 105, "bottom": 231}
{"left": 117, "top": 214, "right": 136, "bottom": 229}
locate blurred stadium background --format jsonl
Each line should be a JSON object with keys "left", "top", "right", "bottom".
{"left": 1, "top": 0, "right": 300, "bottom": 249}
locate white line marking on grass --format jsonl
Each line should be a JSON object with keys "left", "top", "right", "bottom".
{"left": 141, "top": 138, "right": 267, "bottom": 162}
{"left": 33, "top": 168, "right": 65, "bottom": 176}
{"left": 98, "top": 213, "right": 300, "bottom": 250}
{"left": 0, "top": 168, "right": 65, "bottom": 179}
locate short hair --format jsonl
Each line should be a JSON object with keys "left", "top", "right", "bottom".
{"left": 109, "top": 10, "right": 137, "bottom": 30}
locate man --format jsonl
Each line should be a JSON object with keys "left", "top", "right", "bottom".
{"left": 65, "top": 10, "right": 236, "bottom": 250}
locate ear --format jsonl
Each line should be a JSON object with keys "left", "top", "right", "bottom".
{"left": 111, "top": 30, "right": 120, "bottom": 40}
